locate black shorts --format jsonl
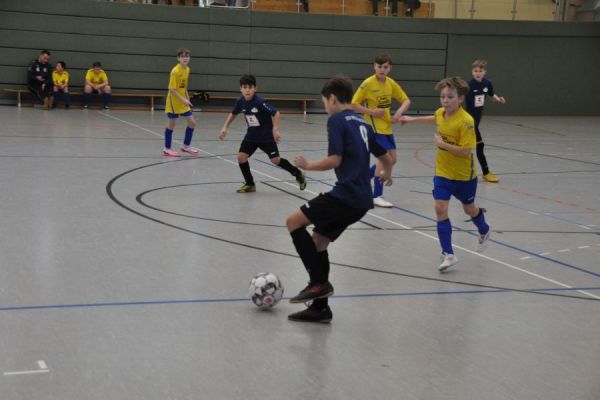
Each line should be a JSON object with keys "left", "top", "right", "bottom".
{"left": 300, "top": 193, "right": 368, "bottom": 242}
{"left": 239, "top": 140, "right": 280, "bottom": 159}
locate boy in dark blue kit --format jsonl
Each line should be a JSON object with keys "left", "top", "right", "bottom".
{"left": 219, "top": 74, "right": 307, "bottom": 193}
{"left": 466, "top": 59, "right": 506, "bottom": 183}
{"left": 286, "top": 75, "right": 393, "bottom": 323}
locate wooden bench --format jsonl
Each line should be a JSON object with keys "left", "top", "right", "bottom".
{"left": 208, "top": 95, "right": 315, "bottom": 118}
{"left": 3, "top": 88, "right": 315, "bottom": 117}
{"left": 3, "top": 88, "right": 165, "bottom": 111}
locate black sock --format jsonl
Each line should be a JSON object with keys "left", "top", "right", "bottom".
{"left": 312, "top": 250, "right": 330, "bottom": 308}
{"left": 290, "top": 228, "right": 323, "bottom": 283}
{"left": 239, "top": 161, "right": 254, "bottom": 185}
{"left": 277, "top": 158, "right": 301, "bottom": 177}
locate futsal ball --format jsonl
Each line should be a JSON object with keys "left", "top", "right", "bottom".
{"left": 249, "top": 272, "right": 284, "bottom": 308}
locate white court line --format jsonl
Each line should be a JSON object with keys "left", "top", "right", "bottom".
{"left": 101, "top": 113, "right": 600, "bottom": 300}
{"left": 520, "top": 256, "right": 531, "bottom": 260}
{"left": 558, "top": 249, "right": 571, "bottom": 253}
{"left": 4, "top": 360, "right": 49, "bottom": 377}
{"left": 578, "top": 246, "right": 590, "bottom": 249}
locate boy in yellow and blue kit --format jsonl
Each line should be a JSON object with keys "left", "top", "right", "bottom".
{"left": 83, "top": 61, "right": 111, "bottom": 109}
{"left": 163, "top": 48, "right": 198, "bottom": 157}
{"left": 352, "top": 53, "right": 411, "bottom": 208}
{"left": 400, "top": 77, "right": 491, "bottom": 272}
{"left": 52, "top": 61, "right": 70, "bottom": 109}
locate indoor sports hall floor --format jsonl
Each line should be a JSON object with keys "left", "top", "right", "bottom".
{"left": 0, "top": 106, "right": 598, "bottom": 400}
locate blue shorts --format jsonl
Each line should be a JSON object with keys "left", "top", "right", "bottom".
{"left": 374, "top": 133, "right": 396, "bottom": 151}
{"left": 167, "top": 110, "right": 193, "bottom": 119}
{"left": 433, "top": 176, "right": 478, "bottom": 205}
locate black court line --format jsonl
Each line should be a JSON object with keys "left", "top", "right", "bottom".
{"left": 486, "top": 144, "right": 600, "bottom": 167}
{"left": 106, "top": 158, "right": 600, "bottom": 303}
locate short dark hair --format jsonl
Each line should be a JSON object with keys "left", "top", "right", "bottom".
{"left": 320, "top": 75, "right": 353, "bottom": 104}
{"left": 435, "top": 76, "right": 470, "bottom": 97}
{"left": 40, "top": 49, "right": 51, "bottom": 56}
{"left": 177, "top": 48, "right": 191, "bottom": 57}
{"left": 56, "top": 61, "right": 66, "bottom": 69}
{"left": 92, "top": 61, "right": 102, "bottom": 68}
{"left": 374, "top": 52, "right": 392, "bottom": 65}
{"left": 240, "top": 74, "right": 257, "bottom": 87}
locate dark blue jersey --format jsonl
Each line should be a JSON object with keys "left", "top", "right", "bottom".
{"left": 27, "top": 59, "right": 52, "bottom": 85}
{"left": 232, "top": 95, "right": 278, "bottom": 143}
{"left": 327, "top": 109, "right": 387, "bottom": 209}
{"left": 465, "top": 78, "right": 495, "bottom": 123}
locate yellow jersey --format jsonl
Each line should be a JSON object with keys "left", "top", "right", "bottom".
{"left": 434, "top": 107, "right": 477, "bottom": 181}
{"left": 85, "top": 69, "right": 108, "bottom": 85}
{"left": 165, "top": 63, "right": 190, "bottom": 114}
{"left": 351, "top": 75, "right": 409, "bottom": 135}
{"left": 52, "top": 70, "right": 69, "bottom": 86}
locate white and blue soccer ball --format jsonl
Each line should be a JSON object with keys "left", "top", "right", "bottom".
{"left": 249, "top": 272, "right": 284, "bottom": 308}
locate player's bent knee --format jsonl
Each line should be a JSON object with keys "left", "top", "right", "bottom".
{"left": 270, "top": 157, "right": 281, "bottom": 165}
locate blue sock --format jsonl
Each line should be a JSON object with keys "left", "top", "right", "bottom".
{"left": 64, "top": 92, "right": 71, "bottom": 106}
{"left": 83, "top": 93, "right": 91, "bottom": 106}
{"left": 164, "top": 128, "right": 173, "bottom": 149}
{"left": 437, "top": 219, "right": 453, "bottom": 254}
{"left": 471, "top": 209, "right": 490, "bottom": 235}
{"left": 183, "top": 127, "right": 194, "bottom": 146}
{"left": 370, "top": 164, "right": 376, "bottom": 178}
{"left": 103, "top": 93, "right": 111, "bottom": 107}
{"left": 373, "top": 173, "right": 383, "bottom": 198}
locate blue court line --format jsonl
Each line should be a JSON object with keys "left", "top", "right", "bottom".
{"left": 227, "top": 148, "right": 600, "bottom": 279}
{"left": 1, "top": 287, "right": 599, "bottom": 312}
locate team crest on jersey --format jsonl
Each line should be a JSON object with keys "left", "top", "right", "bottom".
{"left": 251, "top": 107, "right": 258, "bottom": 113}
{"left": 483, "top": 87, "right": 488, "bottom": 93}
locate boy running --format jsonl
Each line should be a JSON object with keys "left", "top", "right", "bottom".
{"left": 400, "top": 77, "right": 491, "bottom": 272}
{"left": 352, "top": 52, "right": 411, "bottom": 208}
{"left": 219, "top": 74, "right": 306, "bottom": 193}
{"left": 163, "top": 48, "right": 198, "bottom": 157}
{"left": 286, "top": 75, "right": 393, "bottom": 323}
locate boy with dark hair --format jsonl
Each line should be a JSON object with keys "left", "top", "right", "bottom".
{"left": 52, "top": 61, "right": 71, "bottom": 109}
{"left": 83, "top": 61, "right": 112, "bottom": 110}
{"left": 219, "top": 74, "right": 307, "bottom": 193}
{"left": 163, "top": 48, "right": 198, "bottom": 157}
{"left": 27, "top": 49, "right": 53, "bottom": 109}
{"left": 466, "top": 59, "right": 506, "bottom": 183}
{"left": 352, "top": 52, "right": 411, "bottom": 208}
{"left": 400, "top": 77, "right": 491, "bottom": 272}
{"left": 286, "top": 75, "right": 393, "bottom": 323}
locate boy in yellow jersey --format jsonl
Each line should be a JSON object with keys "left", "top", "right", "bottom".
{"left": 163, "top": 48, "right": 198, "bottom": 157}
{"left": 83, "top": 61, "right": 111, "bottom": 109}
{"left": 52, "top": 61, "right": 70, "bottom": 109}
{"left": 352, "top": 53, "right": 411, "bottom": 208}
{"left": 400, "top": 77, "right": 491, "bottom": 272}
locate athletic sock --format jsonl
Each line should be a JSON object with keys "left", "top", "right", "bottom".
{"left": 471, "top": 209, "right": 490, "bottom": 235}
{"left": 64, "top": 92, "right": 71, "bottom": 106}
{"left": 277, "top": 158, "right": 301, "bottom": 177}
{"left": 164, "top": 128, "right": 173, "bottom": 149}
{"left": 103, "top": 93, "right": 111, "bottom": 107}
{"left": 373, "top": 173, "right": 384, "bottom": 198}
{"left": 437, "top": 218, "right": 453, "bottom": 254}
{"left": 239, "top": 161, "right": 254, "bottom": 185}
{"left": 183, "top": 127, "right": 194, "bottom": 146}
{"left": 290, "top": 228, "right": 321, "bottom": 283}
{"left": 83, "top": 92, "right": 91, "bottom": 106}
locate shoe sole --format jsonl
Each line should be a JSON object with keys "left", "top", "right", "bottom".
{"left": 287, "top": 316, "right": 332, "bottom": 323}
{"left": 374, "top": 203, "right": 393, "bottom": 208}
{"left": 181, "top": 148, "right": 199, "bottom": 156}
{"left": 289, "top": 290, "right": 334, "bottom": 304}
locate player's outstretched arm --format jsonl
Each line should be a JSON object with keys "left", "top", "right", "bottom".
{"left": 399, "top": 115, "right": 435, "bottom": 125}
{"left": 272, "top": 111, "right": 281, "bottom": 143}
{"left": 294, "top": 155, "right": 341, "bottom": 171}
{"left": 219, "top": 113, "right": 236, "bottom": 140}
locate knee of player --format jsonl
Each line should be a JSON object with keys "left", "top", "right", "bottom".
{"left": 84, "top": 85, "right": 92, "bottom": 93}
{"left": 270, "top": 157, "right": 281, "bottom": 165}
{"left": 104, "top": 85, "right": 112, "bottom": 93}
{"left": 237, "top": 153, "right": 248, "bottom": 163}
{"left": 434, "top": 202, "right": 448, "bottom": 216}
{"left": 187, "top": 118, "right": 196, "bottom": 129}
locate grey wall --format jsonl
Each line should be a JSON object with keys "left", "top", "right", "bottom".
{"left": 0, "top": 0, "right": 598, "bottom": 115}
